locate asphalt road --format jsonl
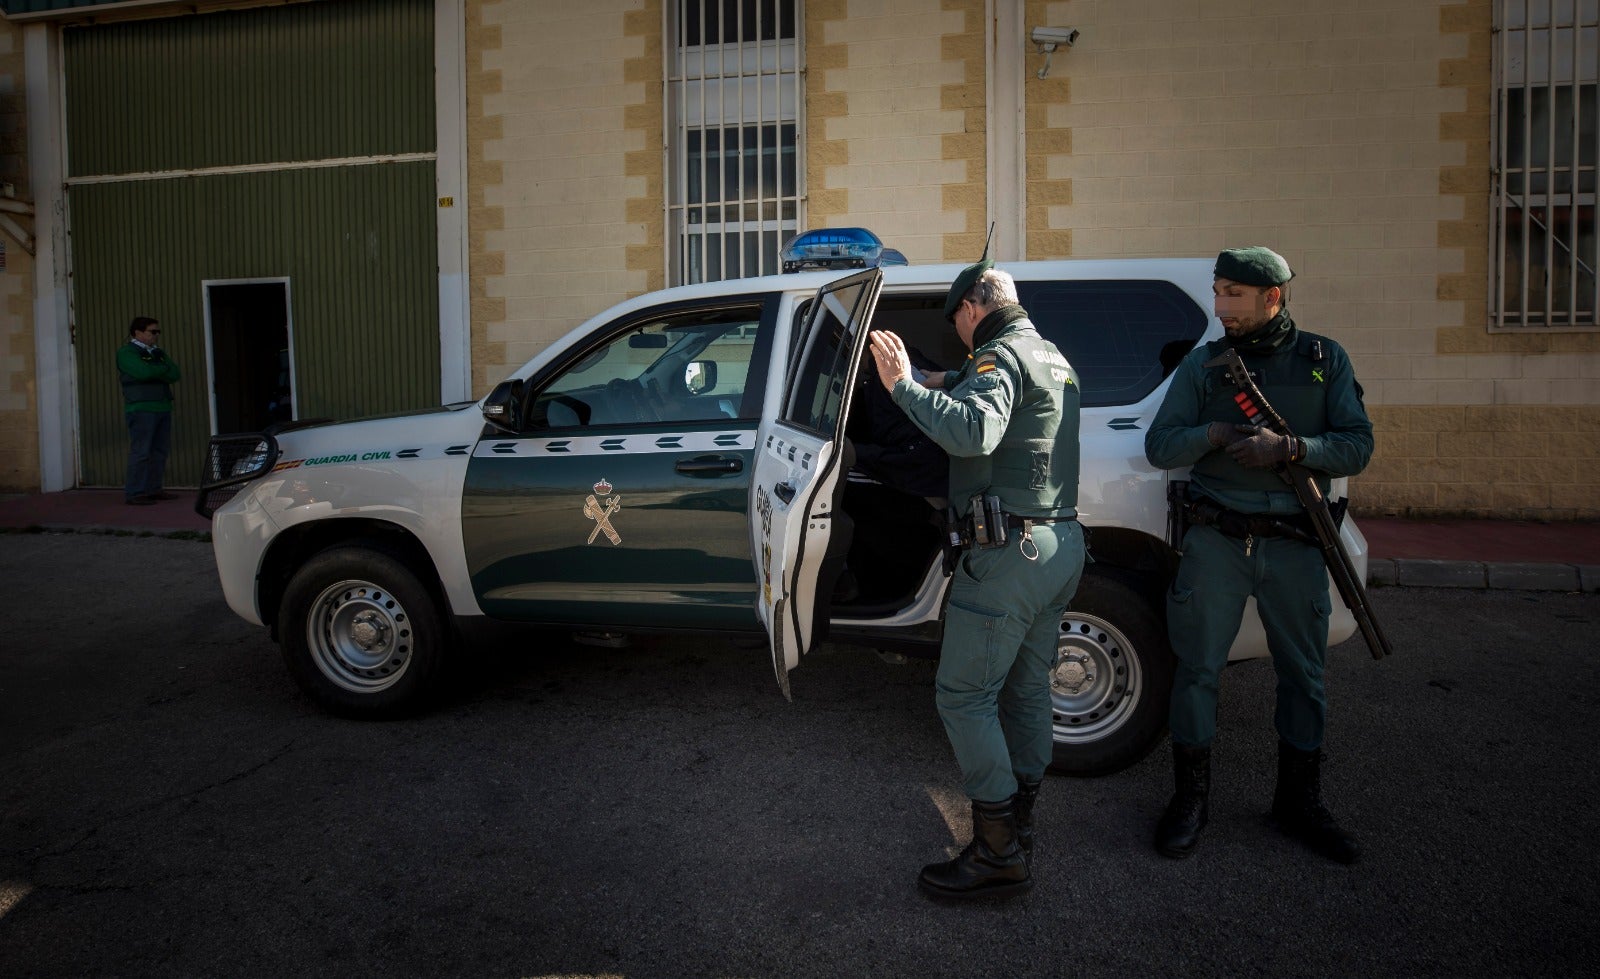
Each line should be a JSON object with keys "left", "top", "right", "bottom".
{"left": 1, "top": 533, "right": 1596, "bottom": 978}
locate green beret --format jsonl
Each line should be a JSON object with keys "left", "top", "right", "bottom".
{"left": 1214, "top": 246, "right": 1293, "bottom": 287}
{"left": 944, "top": 258, "right": 993, "bottom": 320}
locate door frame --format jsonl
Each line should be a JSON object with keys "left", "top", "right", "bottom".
{"left": 200, "top": 276, "right": 296, "bottom": 435}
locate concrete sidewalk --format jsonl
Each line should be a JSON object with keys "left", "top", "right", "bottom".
{"left": 1, "top": 488, "right": 1596, "bottom": 592}
{"left": 1361, "top": 517, "right": 1600, "bottom": 593}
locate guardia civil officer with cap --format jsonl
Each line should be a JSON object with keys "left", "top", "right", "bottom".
{"left": 870, "top": 259, "right": 1084, "bottom": 899}
{"left": 1145, "top": 246, "right": 1373, "bottom": 864}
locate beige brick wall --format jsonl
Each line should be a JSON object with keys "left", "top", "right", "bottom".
{"left": 467, "top": 0, "right": 507, "bottom": 398}
{"left": 1363, "top": 404, "right": 1600, "bottom": 518}
{"left": 1044, "top": 0, "right": 1463, "bottom": 379}
{"left": 1034, "top": 0, "right": 1599, "bottom": 517}
{"left": 623, "top": 1, "right": 665, "bottom": 296}
{"left": 0, "top": 21, "right": 38, "bottom": 492}
{"left": 449, "top": 0, "right": 1598, "bottom": 516}
{"left": 469, "top": 0, "right": 656, "bottom": 394}
{"left": 806, "top": 0, "right": 983, "bottom": 261}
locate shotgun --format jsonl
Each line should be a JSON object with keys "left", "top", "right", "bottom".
{"left": 1202, "top": 347, "right": 1393, "bottom": 660}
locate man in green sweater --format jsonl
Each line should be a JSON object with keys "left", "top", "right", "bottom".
{"left": 118, "top": 316, "right": 181, "bottom": 505}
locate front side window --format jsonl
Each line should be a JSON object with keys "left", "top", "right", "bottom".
{"left": 1492, "top": 0, "right": 1600, "bottom": 330}
{"left": 667, "top": 0, "right": 803, "bottom": 285}
{"left": 529, "top": 303, "right": 768, "bottom": 428}
{"left": 784, "top": 272, "right": 878, "bottom": 436}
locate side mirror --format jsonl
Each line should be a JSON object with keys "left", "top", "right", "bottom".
{"left": 481, "top": 378, "right": 525, "bottom": 433}
{"left": 685, "top": 360, "right": 718, "bottom": 395}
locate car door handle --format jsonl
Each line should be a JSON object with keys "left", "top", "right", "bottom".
{"left": 675, "top": 456, "right": 743, "bottom": 476}
{"left": 773, "top": 480, "right": 796, "bottom": 504}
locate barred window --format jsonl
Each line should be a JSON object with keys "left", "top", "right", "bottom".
{"left": 1492, "top": 0, "right": 1600, "bottom": 330}
{"left": 667, "top": 1, "right": 804, "bottom": 285}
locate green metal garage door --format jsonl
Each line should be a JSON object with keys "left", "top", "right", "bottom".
{"left": 65, "top": 0, "right": 438, "bottom": 487}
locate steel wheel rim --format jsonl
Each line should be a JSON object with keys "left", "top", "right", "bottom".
{"left": 306, "top": 578, "right": 414, "bottom": 693}
{"left": 1051, "top": 610, "right": 1144, "bottom": 745}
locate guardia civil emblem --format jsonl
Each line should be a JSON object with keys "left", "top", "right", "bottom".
{"left": 584, "top": 478, "right": 623, "bottom": 545}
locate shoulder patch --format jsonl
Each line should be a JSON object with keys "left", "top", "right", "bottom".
{"left": 974, "top": 352, "right": 1000, "bottom": 374}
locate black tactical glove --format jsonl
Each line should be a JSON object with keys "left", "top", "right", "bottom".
{"left": 1227, "top": 426, "right": 1292, "bottom": 469}
{"left": 1206, "top": 421, "right": 1250, "bottom": 448}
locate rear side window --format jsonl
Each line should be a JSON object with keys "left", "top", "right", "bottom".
{"left": 1016, "top": 280, "right": 1207, "bottom": 407}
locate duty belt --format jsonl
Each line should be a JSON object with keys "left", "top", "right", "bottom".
{"left": 945, "top": 493, "right": 1077, "bottom": 564}
{"left": 945, "top": 516, "right": 1075, "bottom": 548}
{"left": 1005, "top": 514, "right": 1074, "bottom": 528}
{"left": 1181, "top": 497, "right": 1317, "bottom": 552}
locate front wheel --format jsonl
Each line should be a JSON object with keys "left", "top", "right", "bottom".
{"left": 278, "top": 545, "right": 447, "bottom": 718}
{"left": 1047, "top": 571, "right": 1174, "bottom": 777}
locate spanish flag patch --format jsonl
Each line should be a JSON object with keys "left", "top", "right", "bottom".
{"left": 974, "top": 352, "right": 1000, "bottom": 374}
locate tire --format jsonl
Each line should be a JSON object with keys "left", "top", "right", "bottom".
{"left": 1047, "top": 570, "right": 1174, "bottom": 777}
{"left": 278, "top": 545, "right": 447, "bottom": 718}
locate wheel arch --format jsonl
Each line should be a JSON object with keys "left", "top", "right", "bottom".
{"left": 1082, "top": 524, "right": 1178, "bottom": 601}
{"left": 258, "top": 518, "right": 449, "bottom": 634}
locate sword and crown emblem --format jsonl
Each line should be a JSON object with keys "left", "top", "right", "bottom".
{"left": 583, "top": 478, "right": 622, "bottom": 545}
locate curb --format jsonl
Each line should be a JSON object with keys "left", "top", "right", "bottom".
{"left": 1367, "top": 558, "right": 1600, "bottom": 593}
{"left": 0, "top": 523, "right": 211, "bottom": 541}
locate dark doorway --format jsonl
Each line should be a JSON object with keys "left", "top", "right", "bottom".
{"left": 205, "top": 281, "right": 293, "bottom": 434}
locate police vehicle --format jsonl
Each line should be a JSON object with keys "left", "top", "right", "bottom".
{"left": 200, "top": 251, "right": 1370, "bottom": 777}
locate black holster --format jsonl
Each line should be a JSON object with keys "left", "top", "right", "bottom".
{"left": 942, "top": 507, "right": 966, "bottom": 575}
{"left": 1167, "top": 480, "right": 1190, "bottom": 550}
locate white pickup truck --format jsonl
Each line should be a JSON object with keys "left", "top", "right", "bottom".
{"left": 201, "top": 259, "right": 1367, "bottom": 776}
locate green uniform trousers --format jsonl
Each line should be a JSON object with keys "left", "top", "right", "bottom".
{"left": 936, "top": 520, "right": 1085, "bottom": 802}
{"left": 1166, "top": 524, "right": 1332, "bottom": 751}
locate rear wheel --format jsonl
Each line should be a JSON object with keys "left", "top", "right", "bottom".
{"left": 1048, "top": 571, "right": 1173, "bottom": 777}
{"left": 278, "top": 545, "right": 447, "bottom": 718}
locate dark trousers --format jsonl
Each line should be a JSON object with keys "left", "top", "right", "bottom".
{"left": 936, "top": 521, "right": 1086, "bottom": 802}
{"left": 1165, "top": 524, "right": 1332, "bottom": 751}
{"left": 124, "top": 410, "right": 172, "bottom": 501}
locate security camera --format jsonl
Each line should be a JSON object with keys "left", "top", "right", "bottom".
{"left": 1030, "top": 26, "right": 1080, "bottom": 49}
{"left": 1030, "top": 26, "right": 1080, "bottom": 79}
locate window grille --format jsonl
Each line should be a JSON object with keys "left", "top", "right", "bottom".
{"left": 1492, "top": 0, "right": 1600, "bottom": 331}
{"left": 667, "top": 0, "right": 804, "bottom": 285}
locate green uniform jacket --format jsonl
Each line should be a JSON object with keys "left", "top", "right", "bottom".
{"left": 1144, "top": 311, "right": 1372, "bottom": 515}
{"left": 889, "top": 306, "right": 1081, "bottom": 518}
{"left": 117, "top": 341, "right": 181, "bottom": 414}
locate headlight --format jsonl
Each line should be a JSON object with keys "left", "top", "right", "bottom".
{"left": 231, "top": 441, "right": 271, "bottom": 478}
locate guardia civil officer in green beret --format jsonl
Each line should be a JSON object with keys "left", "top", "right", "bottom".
{"left": 1145, "top": 246, "right": 1373, "bottom": 864}
{"left": 870, "top": 260, "right": 1085, "bottom": 899}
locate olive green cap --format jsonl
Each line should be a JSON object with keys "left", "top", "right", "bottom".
{"left": 1214, "top": 246, "right": 1293, "bottom": 287}
{"left": 944, "top": 258, "right": 993, "bottom": 320}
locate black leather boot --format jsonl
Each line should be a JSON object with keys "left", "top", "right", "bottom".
{"left": 1270, "top": 740, "right": 1361, "bottom": 865}
{"left": 918, "top": 798, "right": 1032, "bottom": 900}
{"left": 1014, "top": 778, "right": 1041, "bottom": 855}
{"left": 1155, "top": 742, "right": 1210, "bottom": 859}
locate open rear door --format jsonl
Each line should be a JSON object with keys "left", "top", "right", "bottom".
{"left": 751, "top": 268, "right": 883, "bottom": 698}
